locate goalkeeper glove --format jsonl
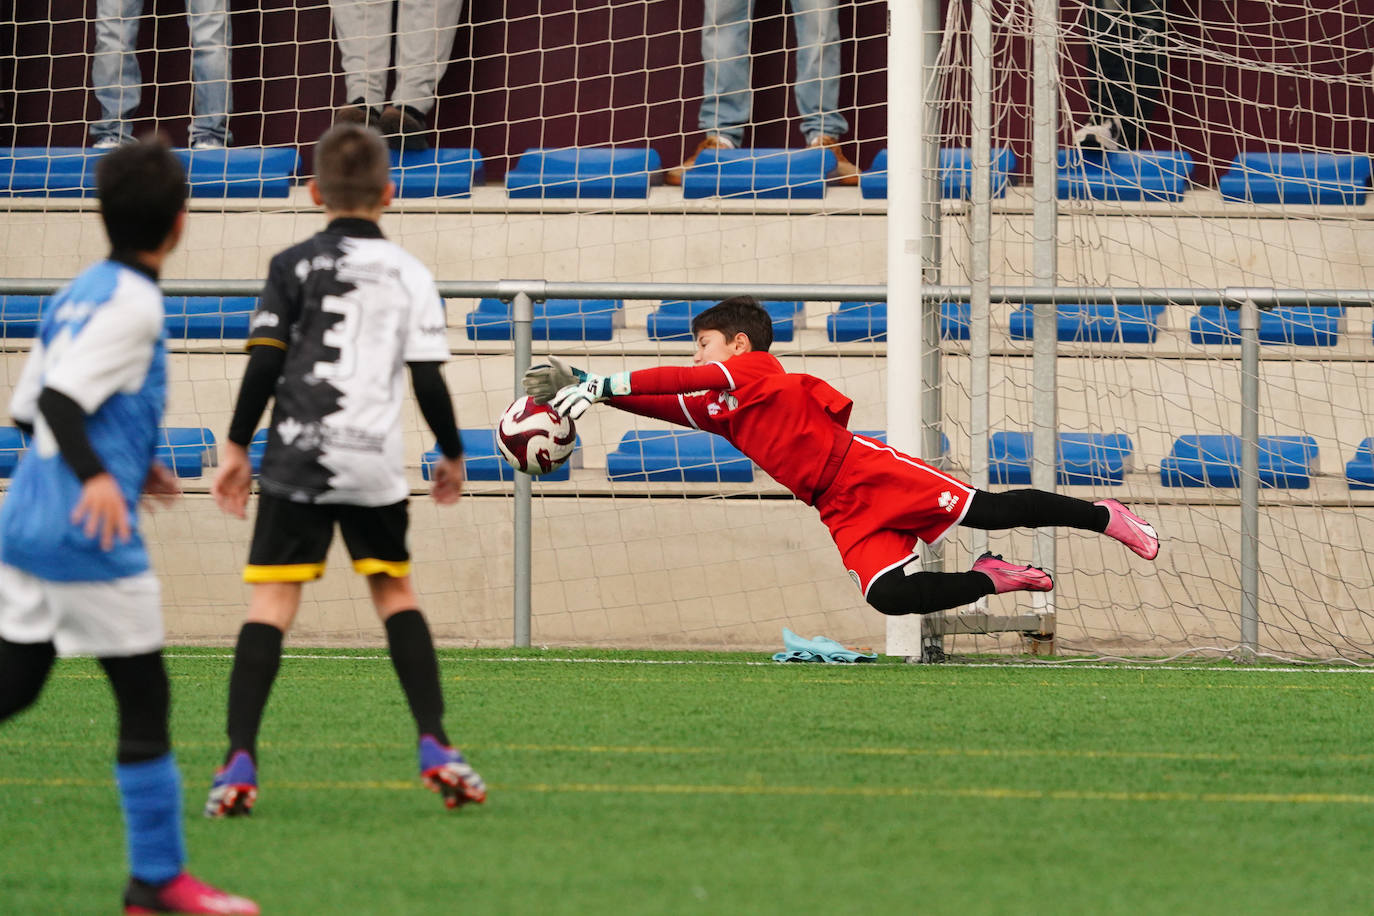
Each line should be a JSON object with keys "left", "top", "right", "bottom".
{"left": 548, "top": 370, "right": 631, "bottom": 420}
{"left": 522, "top": 355, "right": 585, "bottom": 404}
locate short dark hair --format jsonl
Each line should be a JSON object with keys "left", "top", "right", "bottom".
{"left": 690, "top": 295, "right": 773, "bottom": 352}
{"left": 96, "top": 137, "right": 187, "bottom": 253}
{"left": 314, "top": 123, "right": 390, "bottom": 211}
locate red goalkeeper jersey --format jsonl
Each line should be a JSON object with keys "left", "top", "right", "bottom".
{"left": 611, "top": 351, "right": 854, "bottom": 504}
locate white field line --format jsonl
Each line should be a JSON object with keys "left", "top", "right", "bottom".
{"left": 157, "top": 653, "right": 1374, "bottom": 673}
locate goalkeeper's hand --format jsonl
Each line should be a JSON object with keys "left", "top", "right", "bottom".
{"left": 549, "top": 375, "right": 614, "bottom": 420}
{"left": 522, "top": 355, "right": 584, "bottom": 404}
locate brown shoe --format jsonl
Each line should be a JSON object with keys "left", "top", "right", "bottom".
{"left": 809, "top": 134, "right": 860, "bottom": 185}
{"left": 380, "top": 105, "right": 430, "bottom": 151}
{"left": 665, "top": 134, "right": 735, "bottom": 186}
{"left": 334, "top": 100, "right": 382, "bottom": 128}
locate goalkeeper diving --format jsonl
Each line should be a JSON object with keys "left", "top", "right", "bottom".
{"left": 524, "top": 297, "right": 1158, "bottom": 614}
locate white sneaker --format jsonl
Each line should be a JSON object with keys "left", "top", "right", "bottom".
{"left": 190, "top": 138, "right": 226, "bottom": 151}
{"left": 1072, "top": 117, "right": 1123, "bottom": 152}
{"left": 91, "top": 136, "right": 121, "bottom": 150}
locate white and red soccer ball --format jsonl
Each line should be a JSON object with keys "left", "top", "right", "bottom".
{"left": 496, "top": 396, "right": 576, "bottom": 476}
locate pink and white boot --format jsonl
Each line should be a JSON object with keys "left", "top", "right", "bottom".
{"left": 1096, "top": 498, "right": 1159, "bottom": 560}
{"left": 971, "top": 553, "right": 1054, "bottom": 594}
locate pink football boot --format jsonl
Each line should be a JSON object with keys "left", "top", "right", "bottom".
{"left": 971, "top": 553, "right": 1054, "bottom": 594}
{"left": 1096, "top": 498, "right": 1160, "bottom": 560}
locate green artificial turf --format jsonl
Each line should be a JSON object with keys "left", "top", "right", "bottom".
{"left": 3, "top": 648, "right": 1373, "bottom": 914}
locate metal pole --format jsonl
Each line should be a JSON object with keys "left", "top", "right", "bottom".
{"left": 969, "top": 0, "right": 993, "bottom": 567}
{"left": 1031, "top": 0, "right": 1059, "bottom": 598}
{"left": 884, "top": 0, "right": 926, "bottom": 659}
{"left": 1237, "top": 294, "right": 1261, "bottom": 656}
{"left": 921, "top": 0, "right": 945, "bottom": 475}
{"left": 510, "top": 289, "right": 534, "bottom": 647}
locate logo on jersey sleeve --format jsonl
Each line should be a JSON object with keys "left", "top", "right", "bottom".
{"left": 705, "top": 392, "right": 740, "bottom": 417}
{"left": 938, "top": 490, "right": 960, "bottom": 513}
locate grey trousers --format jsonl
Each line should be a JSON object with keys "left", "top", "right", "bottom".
{"left": 329, "top": 0, "right": 464, "bottom": 114}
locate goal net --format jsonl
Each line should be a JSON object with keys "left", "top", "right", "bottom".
{"left": 2, "top": 1, "right": 1373, "bottom": 662}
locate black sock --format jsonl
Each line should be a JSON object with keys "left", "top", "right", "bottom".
{"left": 866, "top": 569, "right": 995, "bottom": 616}
{"left": 0, "top": 638, "right": 56, "bottom": 722}
{"left": 963, "top": 488, "right": 1110, "bottom": 532}
{"left": 99, "top": 652, "right": 171, "bottom": 764}
{"left": 384, "top": 610, "right": 448, "bottom": 745}
{"left": 225, "top": 622, "right": 283, "bottom": 764}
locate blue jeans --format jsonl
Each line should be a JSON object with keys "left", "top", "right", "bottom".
{"left": 91, "top": 0, "right": 232, "bottom": 145}
{"left": 698, "top": 0, "right": 848, "bottom": 145}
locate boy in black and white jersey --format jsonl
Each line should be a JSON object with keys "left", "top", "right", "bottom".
{"left": 204, "top": 123, "right": 485, "bottom": 817}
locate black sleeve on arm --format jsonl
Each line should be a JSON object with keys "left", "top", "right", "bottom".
{"left": 37, "top": 388, "right": 104, "bottom": 481}
{"left": 227, "top": 345, "right": 288, "bottom": 447}
{"left": 14, "top": 419, "right": 33, "bottom": 437}
{"left": 409, "top": 361, "right": 463, "bottom": 460}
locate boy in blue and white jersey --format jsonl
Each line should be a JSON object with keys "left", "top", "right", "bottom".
{"left": 0, "top": 138, "right": 258, "bottom": 916}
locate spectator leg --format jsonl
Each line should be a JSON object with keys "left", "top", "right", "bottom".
{"left": 393, "top": 0, "right": 464, "bottom": 116}
{"left": 698, "top": 0, "right": 752, "bottom": 146}
{"left": 791, "top": 0, "right": 848, "bottom": 143}
{"left": 331, "top": 0, "right": 395, "bottom": 109}
{"left": 186, "top": 0, "right": 233, "bottom": 145}
{"left": 91, "top": 0, "right": 144, "bottom": 144}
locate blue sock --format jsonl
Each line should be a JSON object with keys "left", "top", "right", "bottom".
{"left": 115, "top": 753, "right": 186, "bottom": 885}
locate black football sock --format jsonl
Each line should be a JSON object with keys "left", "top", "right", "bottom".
{"left": 225, "top": 622, "right": 284, "bottom": 764}
{"left": 866, "top": 568, "right": 995, "bottom": 616}
{"left": 0, "top": 638, "right": 56, "bottom": 722}
{"left": 384, "top": 610, "right": 449, "bottom": 746}
{"left": 963, "top": 488, "right": 1109, "bottom": 532}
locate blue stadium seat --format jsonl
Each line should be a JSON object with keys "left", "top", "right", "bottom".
{"left": 163, "top": 297, "right": 257, "bottom": 339}
{"left": 859, "top": 147, "right": 1018, "bottom": 200}
{"left": 1190, "top": 306, "right": 1344, "bottom": 346}
{"left": 1345, "top": 439, "right": 1374, "bottom": 490}
{"left": 157, "top": 427, "right": 216, "bottom": 478}
{"left": 1218, "top": 153, "right": 1372, "bottom": 206}
{"left": 465, "top": 298, "right": 622, "bottom": 341}
{"left": 0, "top": 296, "right": 48, "bottom": 338}
{"left": 646, "top": 300, "right": 801, "bottom": 342}
{"left": 1159, "top": 434, "right": 1318, "bottom": 489}
{"left": 0, "top": 426, "right": 29, "bottom": 477}
{"left": 606, "top": 430, "right": 753, "bottom": 482}
{"left": 1008, "top": 304, "right": 1166, "bottom": 343}
{"left": 506, "top": 147, "right": 661, "bottom": 198}
{"left": 825, "top": 302, "right": 970, "bottom": 342}
{"left": 420, "top": 429, "right": 578, "bottom": 482}
{"left": 173, "top": 147, "right": 299, "bottom": 198}
{"left": 390, "top": 148, "right": 485, "bottom": 198}
{"left": 989, "top": 432, "right": 1133, "bottom": 486}
{"left": 681, "top": 148, "right": 831, "bottom": 199}
{"left": 248, "top": 429, "right": 268, "bottom": 476}
{"left": 1057, "top": 150, "right": 1194, "bottom": 202}
{"left": 0, "top": 147, "right": 101, "bottom": 196}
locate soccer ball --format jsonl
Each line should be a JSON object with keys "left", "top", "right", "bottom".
{"left": 496, "top": 396, "right": 576, "bottom": 476}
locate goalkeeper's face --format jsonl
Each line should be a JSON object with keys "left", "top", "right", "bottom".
{"left": 693, "top": 329, "right": 751, "bottom": 365}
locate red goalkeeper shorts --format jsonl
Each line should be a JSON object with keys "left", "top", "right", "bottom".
{"left": 813, "top": 434, "right": 975, "bottom": 597}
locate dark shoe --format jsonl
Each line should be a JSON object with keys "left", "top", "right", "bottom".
{"left": 380, "top": 105, "right": 430, "bottom": 151}
{"left": 809, "top": 134, "right": 860, "bottom": 185}
{"left": 665, "top": 133, "right": 735, "bottom": 186}
{"left": 334, "top": 99, "right": 383, "bottom": 128}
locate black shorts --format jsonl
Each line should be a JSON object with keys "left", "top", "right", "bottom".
{"left": 244, "top": 492, "right": 411, "bottom": 583}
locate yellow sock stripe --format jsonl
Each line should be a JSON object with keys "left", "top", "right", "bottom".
{"left": 243, "top": 562, "right": 325, "bottom": 583}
